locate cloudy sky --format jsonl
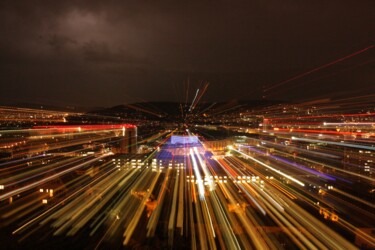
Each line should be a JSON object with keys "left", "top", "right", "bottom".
{"left": 0, "top": 0, "right": 374, "bottom": 107}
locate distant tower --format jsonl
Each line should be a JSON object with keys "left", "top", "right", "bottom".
{"left": 120, "top": 127, "right": 137, "bottom": 154}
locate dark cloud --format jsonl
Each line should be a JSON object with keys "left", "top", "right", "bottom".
{"left": 81, "top": 41, "right": 149, "bottom": 67}
{"left": 0, "top": 0, "right": 374, "bottom": 107}
{"left": 47, "top": 34, "right": 77, "bottom": 52}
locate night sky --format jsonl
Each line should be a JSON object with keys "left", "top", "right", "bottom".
{"left": 0, "top": 0, "right": 374, "bottom": 107}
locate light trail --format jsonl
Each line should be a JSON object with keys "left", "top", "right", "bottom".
{"left": 230, "top": 147, "right": 305, "bottom": 187}
{"left": 0, "top": 153, "right": 112, "bottom": 201}
{"left": 190, "top": 148, "right": 206, "bottom": 200}
{"left": 1, "top": 114, "right": 373, "bottom": 249}
{"left": 189, "top": 89, "right": 200, "bottom": 112}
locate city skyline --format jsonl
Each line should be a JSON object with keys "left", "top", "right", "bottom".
{"left": 0, "top": 100, "right": 374, "bottom": 249}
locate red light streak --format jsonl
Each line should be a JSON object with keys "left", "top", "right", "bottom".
{"left": 274, "top": 128, "right": 373, "bottom": 137}
{"left": 32, "top": 124, "right": 136, "bottom": 130}
{"left": 264, "top": 45, "right": 374, "bottom": 91}
{"left": 267, "top": 112, "right": 375, "bottom": 121}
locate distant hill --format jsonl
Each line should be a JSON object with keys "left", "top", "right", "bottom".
{"left": 86, "top": 100, "right": 284, "bottom": 121}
